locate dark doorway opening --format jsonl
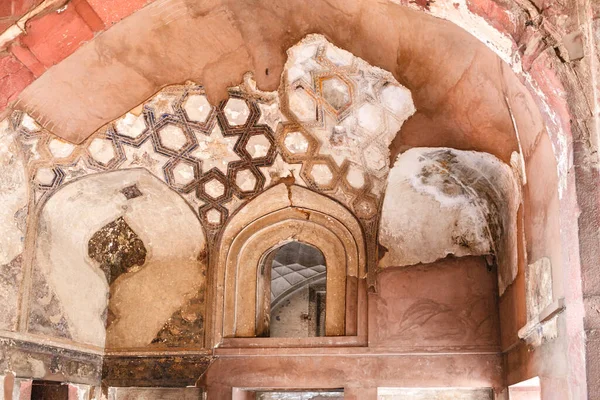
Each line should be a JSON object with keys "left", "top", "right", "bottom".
{"left": 31, "top": 380, "right": 68, "bottom": 400}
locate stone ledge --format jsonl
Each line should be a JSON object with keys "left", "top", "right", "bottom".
{"left": 518, "top": 297, "right": 565, "bottom": 348}
{"left": 0, "top": 337, "right": 102, "bottom": 385}
{"left": 102, "top": 354, "right": 213, "bottom": 387}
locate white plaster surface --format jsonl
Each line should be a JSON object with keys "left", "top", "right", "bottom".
{"left": 246, "top": 134, "right": 270, "bottom": 158}
{"left": 379, "top": 148, "right": 520, "bottom": 294}
{"left": 115, "top": 112, "right": 146, "bottom": 139}
{"left": 0, "top": 119, "right": 27, "bottom": 265}
{"left": 284, "top": 131, "right": 309, "bottom": 154}
{"left": 48, "top": 138, "right": 75, "bottom": 159}
{"left": 224, "top": 98, "right": 250, "bottom": 126}
{"left": 88, "top": 138, "right": 116, "bottom": 164}
{"left": 157, "top": 124, "right": 187, "bottom": 151}
{"left": 33, "top": 169, "right": 206, "bottom": 347}
{"left": 183, "top": 94, "right": 212, "bottom": 123}
{"left": 172, "top": 161, "right": 195, "bottom": 185}
{"left": 236, "top": 169, "right": 257, "bottom": 191}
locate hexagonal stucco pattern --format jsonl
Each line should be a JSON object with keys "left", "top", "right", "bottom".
{"left": 8, "top": 34, "right": 415, "bottom": 236}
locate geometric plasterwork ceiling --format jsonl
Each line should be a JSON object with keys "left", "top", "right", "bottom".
{"left": 7, "top": 34, "right": 415, "bottom": 238}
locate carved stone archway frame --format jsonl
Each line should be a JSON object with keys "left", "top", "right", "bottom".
{"left": 208, "top": 183, "right": 367, "bottom": 347}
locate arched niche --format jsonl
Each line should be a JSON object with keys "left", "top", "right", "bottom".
{"left": 378, "top": 148, "right": 521, "bottom": 295}
{"left": 257, "top": 241, "right": 327, "bottom": 338}
{"left": 27, "top": 168, "right": 207, "bottom": 349}
{"left": 212, "top": 183, "right": 365, "bottom": 341}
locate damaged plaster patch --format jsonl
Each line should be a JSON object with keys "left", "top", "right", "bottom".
{"left": 30, "top": 168, "right": 206, "bottom": 349}
{"left": 526, "top": 257, "right": 553, "bottom": 321}
{"left": 379, "top": 148, "right": 520, "bottom": 294}
{"left": 280, "top": 34, "right": 416, "bottom": 200}
{"left": 0, "top": 119, "right": 28, "bottom": 265}
{"left": 517, "top": 70, "right": 570, "bottom": 200}
{"left": 0, "top": 255, "right": 24, "bottom": 331}
{"left": 518, "top": 257, "right": 561, "bottom": 348}
{"left": 151, "top": 288, "right": 205, "bottom": 347}
{"left": 28, "top": 267, "right": 72, "bottom": 340}
{"left": 88, "top": 217, "right": 147, "bottom": 285}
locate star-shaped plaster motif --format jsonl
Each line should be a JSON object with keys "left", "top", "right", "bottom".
{"left": 63, "top": 158, "right": 89, "bottom": 182}
{"left": 287, "top": 43, "right": 322, "bottom": 87}
{"left": 124, "top": 140, "right": 169, "bottom": 177}
{"left": 261, "top": 154, "right": 303, "bottom": 188}
{"left": 191, "top": 124, "right": 240, "bottom": 174}
{"left": 354, "top": 70, "right": 379, "bottom": 101}
{"left": 312, "top": 113, "right": 364, "bottom": 167}
{"left": 258, "top": 101, "right": 284, "bottom": 132}
{"left": 146, "top": 93, "right": 179, "bottom": 116}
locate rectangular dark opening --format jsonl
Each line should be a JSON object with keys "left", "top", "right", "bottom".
{"left": 31, "top": 380, "right": 68, "bottom": 400}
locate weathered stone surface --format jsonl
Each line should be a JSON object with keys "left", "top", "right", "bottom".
{"left": 0, "top": 1, "right": 595, "bottom": 395}
{"left": 0, "top": 338, "right": 102, "bottom": 385}
{"left": 19, "top": 5, "right": 94, "bottom": 67}
{"left": 86, "top": 0, "right": 147, "bottom": 25}
{"left": 102, "top": 355, "right": 212, "bottom": 387}
{"left": 257, "top": 391, "right": 343, "bottom": 400}
{"left": 370, "top": 256, "right": 500, "bottom": 350}
{"left": 109, "top": 387, "right": 203, "bottom": 400}
{"left": 0, "top": 255, "right": 23, "bottom": 331}
{"left": 201, "top": 353, "right": 503, "bottom": 397}
{"left": 0, "top": 54, "right": 34, "bottom": 111}
{"left": 377, "top": 388, "right": 493, "bottom": 399}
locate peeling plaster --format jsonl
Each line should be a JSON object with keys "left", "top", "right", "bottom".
{"left": 379, "top": 148, "right": 520, "bottom": 294}
{"left": 522, "top": 72, "right": 571, "bottom": 200}
{"left": 388, "top": 0, "right": 569, "bottom": 200}
{"left": 395, "top": 0, "right": 517, "bottom": 66}
{"left": 0, "top": 119, "right": 28, "bottom": 265}
{"left": 29, "top": 169, "right": 206, "bottom": 348}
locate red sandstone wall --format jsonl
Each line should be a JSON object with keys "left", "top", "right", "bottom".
{"left": 369, "top": 256, "right": 500, "bottom": 351}
{"left": 202, "top": 352, "right": 504, "bottom": 399}
{"left": 202, "top": 256, "right": 503, "bottom": 399}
